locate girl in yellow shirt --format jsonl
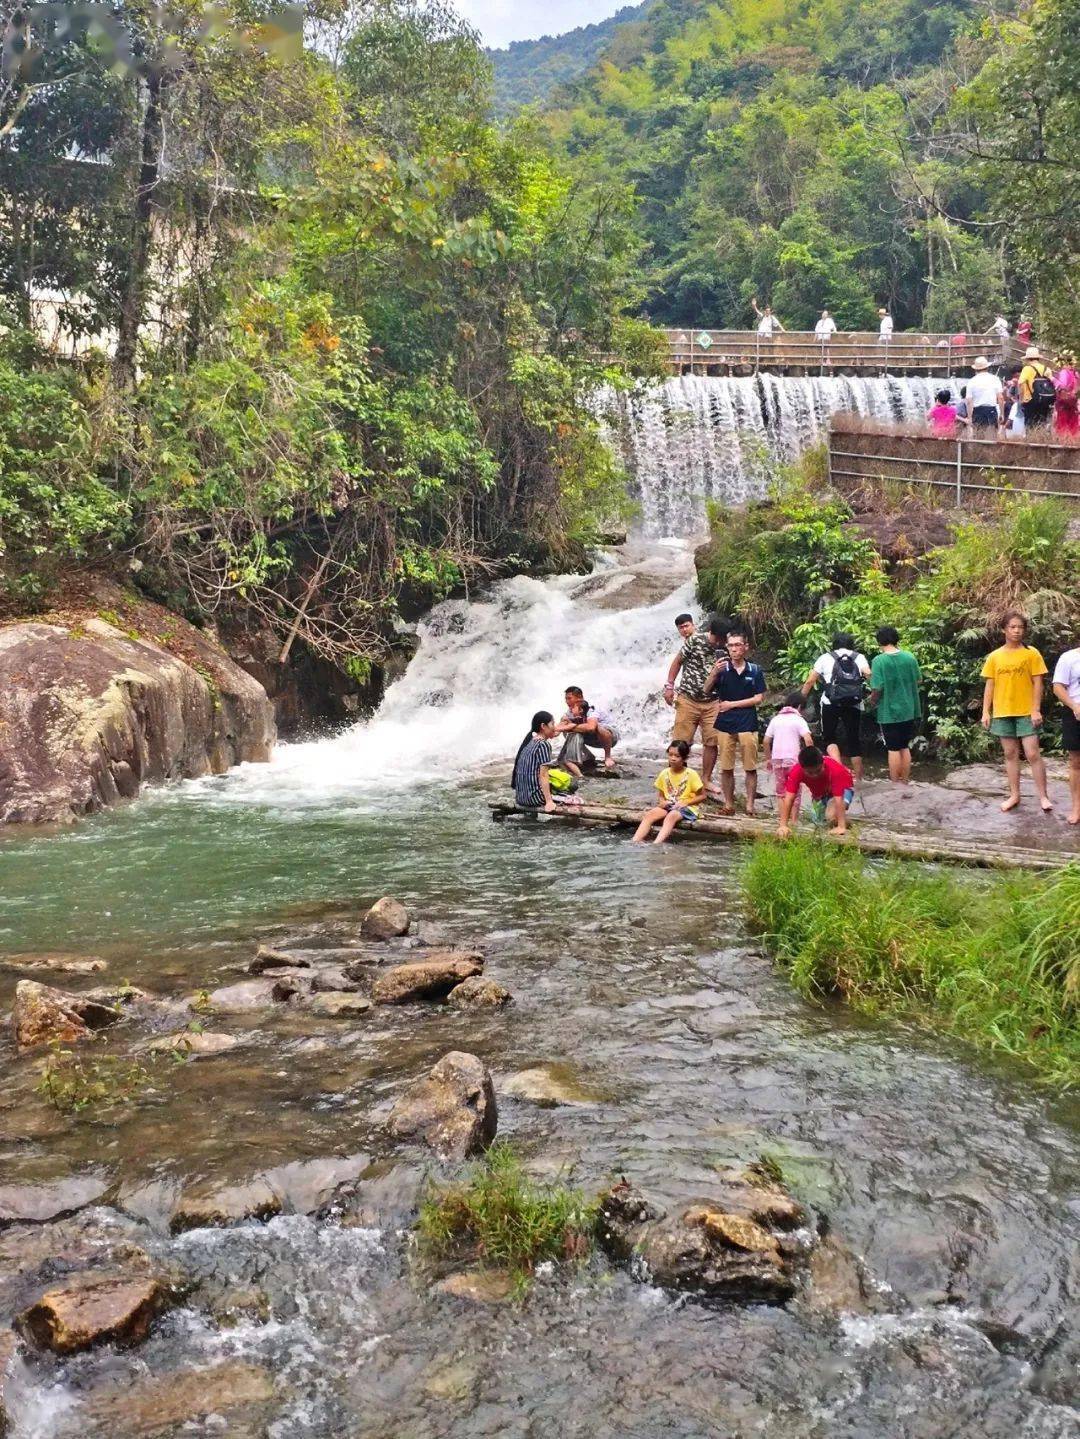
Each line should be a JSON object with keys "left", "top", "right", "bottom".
{"left": 980, "top": 611, "right": 1052, "bottom": 813}
{"left": 632, "top": 741, "right": 704, "bottom": 844}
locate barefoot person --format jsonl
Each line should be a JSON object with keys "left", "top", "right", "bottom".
{"left": 776, "top": 745, "right": 854, "bottom": 839}
{"left": 707, "top": 630, "right": 766, "bottom": 816}
{"left": 632, "top": 740, "right": 704, "bottom": 844}
{"left": 556, "top": 686, "right": 620, "bottom": 771}
{"left": 511, "top": 711, "right": 557, "bottom": 813}
{"left": 1051, "top": 639, "right": 1080, "bottom": 825}
{"left": 663, "top": 613, "right": 730, "bottom": 797}
{"left": 980, "top": 612, "right": 1053, "bottom": 814}
{"left": 868, "top": 627, "right": 921, "bottom": 784}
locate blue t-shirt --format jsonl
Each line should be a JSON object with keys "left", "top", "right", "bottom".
{"left": 712, "top": 661, "right": 766, "bottom": 733}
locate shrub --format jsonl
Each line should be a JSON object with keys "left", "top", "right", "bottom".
{"left": 743, "top": 839, "right": 1080, "bottom": 1085}
{"left": 416, "top": 1143, "right": 597, "bottom": 1277}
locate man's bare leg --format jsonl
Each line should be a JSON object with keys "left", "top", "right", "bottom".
{"left": 1067, "top": 752, "right": 1080, "bottom": 824}
{"left": 745, "top": 768, "right": 758, "bottom": 816}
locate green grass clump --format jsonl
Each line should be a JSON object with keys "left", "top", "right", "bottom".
{"left": 743, "top": 838, "right": 1080, "bottom": 1086}
{"left": 416, "top": 1144, "right": 598, "bottom": 1277}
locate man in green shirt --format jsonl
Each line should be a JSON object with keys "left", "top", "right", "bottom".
{"left": 868, "top": 626, "right": 922, "bottom": 784}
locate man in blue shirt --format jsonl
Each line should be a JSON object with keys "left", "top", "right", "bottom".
{"left": 708, "top": 631, "right": 766, "bottom": 816}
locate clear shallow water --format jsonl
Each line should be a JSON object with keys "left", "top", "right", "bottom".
{"left": 1, "top": 532, "right": 1078, "bottom": 1436}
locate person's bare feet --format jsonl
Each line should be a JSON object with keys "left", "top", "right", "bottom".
{"left": 1068, "top": 811, "right": 1080, "bottom": 825}
{"left": 1039, "top": 796, "right": 1054, "bottom": 812}
{"left": 1000, "top": 794, "right": 1021, "bottom": 813}
{"left": 745, "top": 805, "right": 756, "bottom": 818}
{"left": 718, "top": 805, "right": 736, "bottom": 817}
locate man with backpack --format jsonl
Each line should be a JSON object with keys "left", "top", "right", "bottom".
{"left": 801, "top": 631, "right": 872, "bottom": 783}
{"left": 1018, "top": 346, "right": 1056, "bottom": 431}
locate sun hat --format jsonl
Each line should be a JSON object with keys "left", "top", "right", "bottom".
{"left": 1024, "top": 346, "right": 1041, "bottom": 359}
{"left": 971, "top": 356, "right": 990, "bottom": 370}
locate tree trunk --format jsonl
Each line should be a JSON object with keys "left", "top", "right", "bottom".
{"left": 114, "top": 68, "right": 164, "bottom": 387}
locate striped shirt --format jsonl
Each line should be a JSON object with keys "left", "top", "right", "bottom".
{"left": 514, "top": 737, "right": 551, "bottom": 808}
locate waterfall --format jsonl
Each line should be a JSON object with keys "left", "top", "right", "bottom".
{"left": 608, "top": 373, "right": 946, "bottom": 536}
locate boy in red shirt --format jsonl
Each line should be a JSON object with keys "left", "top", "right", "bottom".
{"left": 776, "top": 745, "right": 854, "bottom": 838}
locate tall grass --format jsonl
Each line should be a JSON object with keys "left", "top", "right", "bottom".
{"left": 416, "top": 1144, "right": 598, "bottom": 1276}
{"left": 743, "top": 839, "right": 1080, "bottom": 1086}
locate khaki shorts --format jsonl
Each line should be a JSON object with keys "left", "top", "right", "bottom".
{"left": 716, "top": 731, "right": 759, "bottom": 772}
{"left": 673, "top": 694, "right": 719, "bottom": 748}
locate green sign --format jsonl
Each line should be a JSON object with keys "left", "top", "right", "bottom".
{"left": 696, "top": 331, "right": 713, "bottom": 348}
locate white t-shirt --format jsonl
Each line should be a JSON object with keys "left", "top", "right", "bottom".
{"left": 879, "top": 316, "right": 894, "bottom": 338}
{"left": 815, "top": 317, "right": 837, "bottom": 337}
{"left": 813, "top": 649, "right": 871, "bottom": 708}
{"left": 757, "top": 314, "right": 782, "bottom": 335}
{"left": 991, "top": 317, "right": 1009, "bottom": 339}
{"left": 1052, "top": 648, "right": 1080, "bottom": 706}
{"left": 967, "top": 372, "right": 1003, "bottom": 409}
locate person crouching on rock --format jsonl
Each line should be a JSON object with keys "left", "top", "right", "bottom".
{"left": 633, "top": 740, "right": 704, "bottom": 844}
{"left": 776, "top": 745, "right": 854, "bottom": 839}
{"left": 555, "top": 686, "right": 619, "bottom": 771}
{"left": 512, "top": 712, "right": 557, "bottom": 813}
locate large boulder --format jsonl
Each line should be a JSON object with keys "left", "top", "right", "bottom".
{"left": 10, "top": 979, "right": 123, "bottom": 1048}
{"left": 0, "top": 610, "right": 274, "bottom": 826}
{"left": 17, "top": 1269, "right": 168, "bottom": 1354}
{"left": 385, "top": 1051, "right": 497, "bottom": 1161}
{"left": 169, "top": 1179, "right": 282, "bottom": 1234}
{"left": 372, "top": 953, "right": 483, "bottom": 1005}
{"left": 0, "top": 1174, "right": 111, "bottom": 1227}
{"left": 597, "top": 1171, "right": 815, "bottom": 1307}
{"left": 361, "top": 896, "right": 410, "bottom": 940}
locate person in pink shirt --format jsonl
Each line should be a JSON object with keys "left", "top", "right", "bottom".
{"left": 776, "top": 746, "right": 854, "bottom": 838}
{"left": 763, "top": 691, "right": 812, "bottom": 818}
{"left": 926, "top": 389, "right": 960, "bottom": 436}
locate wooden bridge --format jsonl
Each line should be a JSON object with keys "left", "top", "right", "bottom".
{"left": 662, "top": 328, "right": 1022, "bottom": 377}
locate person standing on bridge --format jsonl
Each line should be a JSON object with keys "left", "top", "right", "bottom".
{"left": 967, "top": 358, "right": 1004, "bottom": 434}
{"left": 815, "top": 309, "right": 837, "bottom": 341}
{"left": 877, "top": 307, "right": 893, "bottom": 342}
{"left": 1018, "top": 347, "right": 1056, "bottom": 432}
{"left": 1052, "top": 352, "right": 1079, "bottom": 438}
{"left": 751, "top": 298, "right": 785, "bottom": 335}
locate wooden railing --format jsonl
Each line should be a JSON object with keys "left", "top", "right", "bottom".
{"left": 827, "top": 416, "right": 1080, "bottom": 504}
{"left": 662, "top": 328, "right": 1022, "bottom": 376}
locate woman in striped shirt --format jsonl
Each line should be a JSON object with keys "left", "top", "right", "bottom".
{"left": 511, "top": 712, "right": 557, "bottom": 811}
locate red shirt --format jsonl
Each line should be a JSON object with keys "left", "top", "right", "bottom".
{"left": 785, "top": 755, "right": 853, "bottom": 800}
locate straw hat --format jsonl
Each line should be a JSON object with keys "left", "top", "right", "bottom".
{"left": 877, "top": 307, "right": 888, "bottom": 316}
{"left": 971, "top": 356, "right": 990, "bottom": 370}
{"left": 1024, "top": 345, "right": 1041, "bottom": 359}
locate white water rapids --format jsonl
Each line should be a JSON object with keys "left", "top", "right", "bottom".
{"left": 212, "top": 374, "right": 944, "bottom": 798}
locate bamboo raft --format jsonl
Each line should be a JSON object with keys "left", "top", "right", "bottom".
{"left": 490, "top": 801, "right": 1074, "bottom": 872}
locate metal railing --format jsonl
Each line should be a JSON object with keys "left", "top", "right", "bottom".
{"left": 662, "top": 328, "right": 1021, "bottom": 375}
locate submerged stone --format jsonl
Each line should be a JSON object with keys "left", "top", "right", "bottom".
{"left": 433, "top": 1270, "right": 515, "bottom": 1304}
{"left": 446, "top": 976, "right": 512, "bottom": 1009}
{"left": 78, "top": 1360, "right": 274, "bottom": 1436}
{"left": 0, "top": 953, "right": 107, "bottom": 976}
{"left": 142, "top": 1030, "right": 239, "bottom": 1058}
{"left": 372, "top": 954, "right": 483, "bottom": 1004}
{"left": 386, "top": 1051, "right": 497, "bottom": 1161}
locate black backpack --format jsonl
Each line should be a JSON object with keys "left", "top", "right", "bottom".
{"left": 825, "top": 651, "right": 864, "bottom": 706}
{"left": 1031, "top": 369, "right": 1056, "bottom": 404}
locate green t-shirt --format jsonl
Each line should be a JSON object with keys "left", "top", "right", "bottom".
{"left": 870, "top": 649, "right": 922, "bottom": 724}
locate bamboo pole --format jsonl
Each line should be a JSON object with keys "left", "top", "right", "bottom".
{"left": 489, "top": 802, "right": 1070, "bottom": 872}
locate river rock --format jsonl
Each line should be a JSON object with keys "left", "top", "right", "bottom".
{"left": 248, "top": 946, "right": 311, "bottom": 975}
{"left": 502, "top": 1064, "right": 600, "bottom": 1107}
{"left": 0, "top": 1328, "right": 13, "bottom": 1436}
{"left": 446, "top": 976, "right": 512, "bottom": 1009}
{"left": 433, "top": 1270, "right": 515, "bottom": 1305}
{"left": 0, "top": 1174, "right": 112, "bottom": 1227}
{"left": 78, "top": 1359, "right": 274, "bottom": 1435}
{"left": 597, "top": 1177, "right": 813, "bottom": 1306}
{"left": 0, "top": 613, "right": 275, "bottom": 826}
{"left": 307, "top": 991, "right": 371, "bottom": 1018}
{"left": 310, "top": 966, "right": 362, "bottom": 993}
{"left": 142, "top": 1030, "right": 239, "bottom": 1058}
{"left": 12, "top": 980, "right": 91, "bottom": 1048}
{"left": 372, "top": 953, "right": 483, "bottom": 1005}
{"left": 169, "top": 1178, "right": 282, "bottom": 1233}
{"left": 17, "top": 1269, "right": 168, "bottom": 1354}
{"left": 0, "top": 953, "right": 107, "bottom": 976}
{"left": 361, "top": 896, "right": 410, "bottom": 940}
{"left": 205, "top": 976, "right": 307, "bottom": 1012}
{"left": 385, "top": 1051, "right": 497, "bottom": 1161}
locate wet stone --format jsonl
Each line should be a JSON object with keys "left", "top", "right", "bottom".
{"left": 386, "top": 1050, "right": 497, "bottom": 1161}
{"left": 0, "top": 1174, "right": 111, "bottom": 1228}
{"left": 141, "top": 1030, "right": 239, "bottom": 1058}
{"left": 372, "top": 953, "right": 483, "bottom": 1005}
{"left": 77, "top": 1360, "right": 274, "bottom": 1437}
{"left": 17, "top": 1268, "right": 168, "bottom": 1355}
{"left": 310, "top": 966, "right": 363, "bottom": 993}
{"left": 170, "top": 1179, "right": 282, "bottom": 1234}
{"left": 0, "top": 1329, "right": 14, "bottom": 1438}
{"left": 204, "top": 976, "right": 307, "bottom": 1013}
{"left": 446, "top": 976, "right": 512, "bottom": 1009}
{"left": 361, "top": 895, "right": 411, "bottom": 940}
{"left": 0, "top": 953, "right": 107, "bottom": 976}
{"left": 12, "top": 980, "right": 91, "bottom": 1048}
{"left": 307, "top": 991, "right": 372, "bottom": 1018}
{"left": 248, "top": 945, "right": 311, "bottom": 975}
{"left": 502, "top": 1063, "right": 601, "bottom": 1107}
{"left": 423, "top": 1357, "right": 482, "bottom": 1402}
{"left": 433, "top": 1270, "right": 515, "bottom": 1305}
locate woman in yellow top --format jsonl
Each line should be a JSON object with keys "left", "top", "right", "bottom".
{"left": 632, "top": 740, "right": 704, "bottom": 844}
{"left": 980, "top": 611, "right": 1052, "bottom": 813}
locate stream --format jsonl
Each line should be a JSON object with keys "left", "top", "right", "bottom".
{"left": 1, "top": 382, "right": 1078, "bottom": 1436}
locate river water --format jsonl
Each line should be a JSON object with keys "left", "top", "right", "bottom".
{"left": 1, "top": 379, "right": 1078, "bottom": 1436}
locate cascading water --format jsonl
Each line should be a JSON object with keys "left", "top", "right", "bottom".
{"left": 607, "top": 373, "right": 945, "bottom": 535}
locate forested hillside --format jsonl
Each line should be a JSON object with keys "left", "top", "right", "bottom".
{"left": 487, "top": 3, "right": 651, "bottom": 117}
{"left": 540, "top": 0, "right": 1078, "bottom": 336}
{"left": 0, "top": 0, "right": 660, "bottom": 685}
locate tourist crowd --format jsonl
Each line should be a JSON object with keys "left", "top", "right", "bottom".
{"left": 926, "top": 349, "right": 1078, "bottom": 440}
{"left": 511, "top": 614, "right": 1080, "bottom": 845}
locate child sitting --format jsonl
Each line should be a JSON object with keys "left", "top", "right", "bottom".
{"left": 776, "top": 744, "right": 854, "bottom": 839}
{"left": 632, "top": 740, "right": 704, "bottom": 844}
{"left": 763, "top": 691, "right": 812, "bottom": 817}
